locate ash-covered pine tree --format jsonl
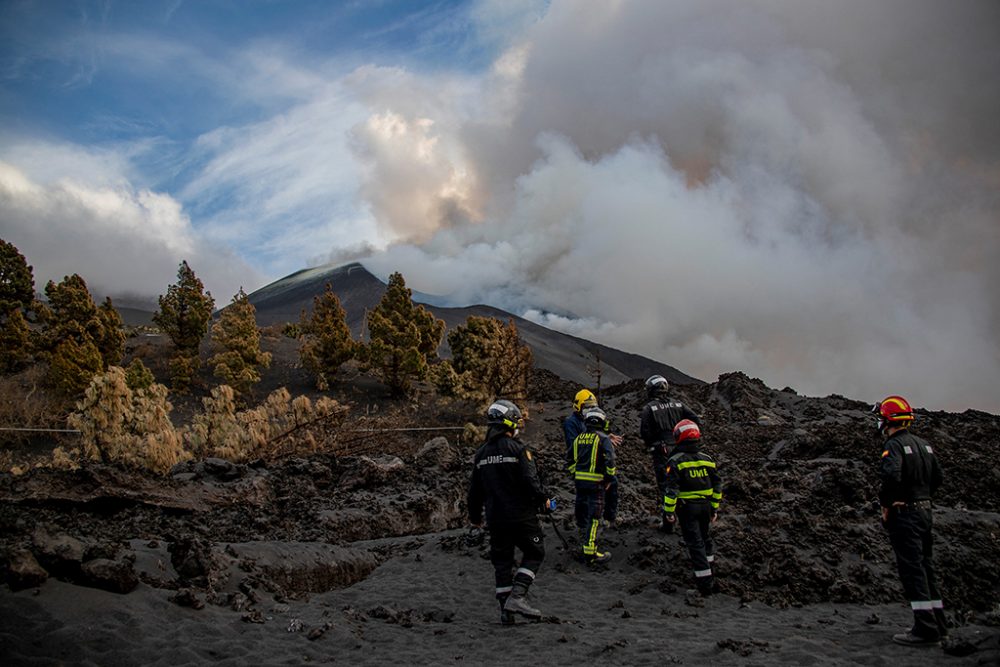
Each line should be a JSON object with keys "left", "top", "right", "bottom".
{"left": 433, "top": 316, "right": 533, "bottom": 404}
{"left": 69, "top": 366, "right": 187, "bottom": 474}
{"left": 364, "top": 272, "right": 444, "bottom": 397}
{"left": 153, "top": 261, "right": 215, "bottom": 392}
{"left": 209, "top": 288, "right": 271, "bottom": 397}
{"left": 300, "top": 283, "right": 356, "bottom": 390}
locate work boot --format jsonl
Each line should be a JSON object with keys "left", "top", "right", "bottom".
{"left": 658, "top": 519, "right": 674, "bottom": 534}
{"left": 697, "top": 577, "right": 716, "bottom": 597}
{"left": 504, "top": 583, "right": 541, "bottom": 619}
{"left": 588, "top": 550, "right": 612, "bottom": 565}
{"left": 891, "top": 632, "right": 940, "bottom": 647}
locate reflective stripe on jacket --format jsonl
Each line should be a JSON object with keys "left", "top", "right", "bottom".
{"left": 663, "top": 442, "right": 722, "bottom": 514}
{"left": 571, "top": 430, "right": 616, "bottom": 485}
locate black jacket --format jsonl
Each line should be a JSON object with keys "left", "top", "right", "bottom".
{"left": 468, "top": 431, "right": 548, "bottom": 525}
{"left": 663, "top": 441, "right": 722, "bottom": 513}
{"left": 570, "top": 429, "right": 616, "bottom": 489}
{"left": 640, "top": 397, "right": 700, "bottom": 450}
{"left": 879, "top": 429, "right": 943, "bottom": 507}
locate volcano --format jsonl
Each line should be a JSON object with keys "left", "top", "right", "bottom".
{"left": 246, "top": 261, "right": 701, "bottom": 388}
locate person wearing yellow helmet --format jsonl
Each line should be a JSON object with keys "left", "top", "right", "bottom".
{"left": 874, "top": 395, "right": 946, "bottom": 647}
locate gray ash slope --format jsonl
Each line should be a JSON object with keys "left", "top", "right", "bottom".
{"left": 1, "top": 371, "right": 999, "bottom": 663}
{"left": 245, "top": 262, "right": 700, "bottom": 388}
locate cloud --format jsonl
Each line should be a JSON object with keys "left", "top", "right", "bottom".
{"left": 356, "top": 0, "right": 1000, "bottom": 412}
{"left": 0, "top": 149, "right": 260, "bottom": 305}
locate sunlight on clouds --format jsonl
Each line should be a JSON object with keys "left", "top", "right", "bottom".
{"left": 0, "top": 158, "right": 258, "bottom": 301}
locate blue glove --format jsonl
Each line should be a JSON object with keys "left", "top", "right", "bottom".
{"left": 544, "top": 498, "right": 558, "bottom": 513}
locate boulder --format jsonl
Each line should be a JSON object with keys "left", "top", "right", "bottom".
{"left": 414, "top": 436, "right": 461, "bottom": 470}
{"left": 5, "top": 549, "right": 48, "bottom": 591}
{"left": 80, "top": 557, "right": 139, "bottom": 594}
{"left": 32, "top": 527, "right": 86, "bottom": 577}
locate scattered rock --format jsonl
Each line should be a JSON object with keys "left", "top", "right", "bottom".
{"left": 307, "top": 622, "right": 333, "bottom": 640}
{"left": 169, "top": 588, "right": 205, "bottom": 609}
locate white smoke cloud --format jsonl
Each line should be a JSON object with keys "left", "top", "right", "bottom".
{"left": 0, "top": 151, "right": 260, "bottom": 305}
{"left": 357, "top": 0, "right": 1000, "bottom": 412}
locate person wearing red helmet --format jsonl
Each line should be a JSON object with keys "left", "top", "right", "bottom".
{"left": 663, "top": 419, "right": 723, "bottom": 595}
{"left": 875, "top": 395, "right": 946, "bottom": 647}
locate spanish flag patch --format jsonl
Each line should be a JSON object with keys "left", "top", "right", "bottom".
{"left": 881, "top": 450, "right": 889, "bottom": 458}
{"left": 665, "top": 466, "right": 672, "bottom": 474}
{"left": 525, "top": 450, "right": 533, "bottom": 461}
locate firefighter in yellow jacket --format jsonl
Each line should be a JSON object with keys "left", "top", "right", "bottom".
{"left": 663, "top": 419, "right": 722, "bottom": 595}
{"left": 570, "top": 407, "right": 616, "bottom": 564}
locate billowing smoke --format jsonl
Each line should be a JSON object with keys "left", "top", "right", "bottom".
{"left": 353, "top": 0, "right": 1000, "bottom": 412}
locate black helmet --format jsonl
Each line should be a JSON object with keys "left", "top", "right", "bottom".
{"left": 583, "top": 407, "right": 608, "bottom": 430}
{"left": 487, "top": 399, "right": 523, "bottom": 431}
{"left": 645, "top": 374, "right": 669, "bottom": 397}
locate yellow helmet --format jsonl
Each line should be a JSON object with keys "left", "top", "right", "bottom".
{"left": 573, "top": 389, "right": 598, "bottom": 412}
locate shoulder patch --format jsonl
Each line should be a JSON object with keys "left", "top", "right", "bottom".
{"left": 525, "top": 450, "right": 532, "bottom": 461}
{"left": 881, "top": 450, "right": 889, "bottom": 458}
{"left": 665, "top": 465, "right": 672, "bottom": 474}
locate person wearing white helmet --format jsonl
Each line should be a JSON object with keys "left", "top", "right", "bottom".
{"left": 640, "top": 375, "right": 701, "bottom": 533}
{"left": 468, "top": 399, "right": 556, "bottom": 624}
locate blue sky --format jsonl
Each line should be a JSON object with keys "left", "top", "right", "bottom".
{"left": 1, "top": 0, "right": 999, "bottom": 411}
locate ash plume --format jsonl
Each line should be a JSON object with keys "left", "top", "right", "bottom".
{"left": 352, "top": 0, "right": 1000, "bottom": 412}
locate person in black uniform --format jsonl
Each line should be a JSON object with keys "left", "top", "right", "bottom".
{"left": 639, "top": 375, "right": 701, "bottom": 532}
{"left": 569, "top": 407, "right": 616, "bottom": 564}
{"left": 468, "top": 399, "right": 554, "bottom": 624}
{"left": 875, "top": 395, "right": 946, "bottom": 647}
{"left": 663, "top": 419, "right": 722, "bottom": 595}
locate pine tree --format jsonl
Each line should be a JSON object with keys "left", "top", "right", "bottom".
{"left": 300, "top": 283, "right": 356, "bottom": 390}
{"left": 364, "top": 272, "right": 444, "bottom": 397}
{"left": 209, "top": 288, "right": 271, "bottom": 397}
{"left": 435, "top": 316, "right": 533, "bottom": 404}
{"left": 96, "top": 297, "right": 125, "bottom": 368}
{"left": 124, "top": 357, "right": 155, "bottom": 391}
{"left": 42, "top": 274, "right": 105, "bottom": 394}
{"left": 0, "top": 308, "right": 31, "bottom": 373}
{"left": 0, "top": 239, "right": 35, "bottom": 315}
{"left": 153, "top": 261, "right": 215, "bottom": 391}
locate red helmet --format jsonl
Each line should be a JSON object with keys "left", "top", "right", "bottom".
{"left": 873, "top": 395, "right": 914, "bottom": 432}
{"left": 673, "top": 419, "right": 701, "bottom": 443}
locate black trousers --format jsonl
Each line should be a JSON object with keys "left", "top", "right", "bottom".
{"left": 677, "top": 501, "right": 714, "bottom": 589}
{"left": 886, "top": 506, "right": 941, "bottom": 639}
{"left": 489, "top": 517, "right": 545, "bottom": 600}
